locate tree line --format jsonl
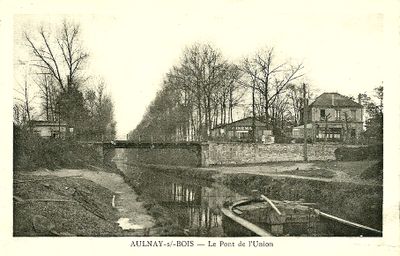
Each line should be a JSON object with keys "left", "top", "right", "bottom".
{"left": 129, "top": 43, "right": 308, "bottom": 142}
{"left": 130, "top": 43, "right": 383, "bottom": 144}
{"left": 14, "top": 20, "right": 116, "bottom": 141}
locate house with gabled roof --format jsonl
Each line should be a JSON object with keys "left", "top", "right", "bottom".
{"left": 211, "top": 117, "right": 272, "bottom": 142}
{"left": 293, "top": 92, "right": 364, "bottom": 142}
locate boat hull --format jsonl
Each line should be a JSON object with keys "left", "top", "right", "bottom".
{"left": 221, "top": 197, "right": 382, "bottom": 237}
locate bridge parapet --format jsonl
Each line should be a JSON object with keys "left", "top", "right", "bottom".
{"left": 105, "top": 141, "right": 209, "bottom": 167}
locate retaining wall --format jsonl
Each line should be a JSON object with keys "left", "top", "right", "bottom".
{"left": 124, "top": 143, "right": 206, "bottom": 167}
{"left": 204, "top": 142, "right": 339, "bottom": 165}
{"left": 122, "top": 141, "right": 340, "bottom": 167}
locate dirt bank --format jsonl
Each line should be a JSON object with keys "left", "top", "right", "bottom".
{"left": 13, "top": 168, "right": 155, "bottom": 236}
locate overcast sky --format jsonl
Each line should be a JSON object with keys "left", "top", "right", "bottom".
{"left": 12, "top": 0, "right": 391, "bottom": 139}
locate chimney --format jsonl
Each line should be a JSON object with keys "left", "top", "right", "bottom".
{"left": 331, "top": 94, "right": 335, "bottom": 106}
{"left": 358, "top": 93, "right": 362, "bottom": 105}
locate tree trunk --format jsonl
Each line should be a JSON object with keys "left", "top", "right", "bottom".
{"left": 302, "top": 83, "right": 308, "bottom": 162}
{"left": 252, "top": 82, "right": 256, "bottom": 142}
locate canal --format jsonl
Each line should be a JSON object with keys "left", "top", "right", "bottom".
{"left": 114, "top": 159, "right": 243, "bottom": 236}
{"left": 112, "top": 150, "right": 382, "bottom": 237}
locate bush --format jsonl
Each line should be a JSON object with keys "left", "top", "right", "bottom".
{"left": 293, "top": 137, "right": 313, "bottom": 143}
{"left": 274, "top": 136, "right": 293, "bottom": 144}
{"left": 13, "top": 124, "right": 102, "bottom": 171}
{"left": 334, "top": 144, "right": 383, "bottom": 161}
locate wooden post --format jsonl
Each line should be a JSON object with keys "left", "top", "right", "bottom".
{"left": 261, "top": 195, "right": 282, "bottom": 215}
{"left": 303, "top": 83, "right": 308, "bottom": 162}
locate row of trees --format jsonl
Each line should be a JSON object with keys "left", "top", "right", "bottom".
{"left": 130, "top": 43, "right": 384, "bottom": 144}
{"left": 130, "top": 43, "right": 308, "bottom": 142}
{"left": 14, "top": 20, "right": 116, "bottom": 141}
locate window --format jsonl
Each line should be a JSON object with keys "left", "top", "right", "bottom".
{"left": 320, "top": 109, "right": 326, "bottom": 120}
{"left": 237, "top": 131, "right": 249, "bottom": 140}
{"left": 351, "top": 129, "right": 356, "bottom": 138}
{"left": 351, "top": 110, "right": 357, "bottom": 120}
{"left": 335, "top": 109, "right": 341, "bottom": 120}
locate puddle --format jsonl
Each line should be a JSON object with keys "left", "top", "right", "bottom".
{"left": 117, "top": 218, "right": 144, "bottom": 230}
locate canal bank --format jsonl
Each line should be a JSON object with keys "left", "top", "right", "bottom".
{"left": 116, "top": 159, "right": 382, "bottom": 236}
{"left": 13, "top": 166, "right": 156, "bottom": 236}
{"left": 13, "top": 157, "right": 382, "bottom": 236}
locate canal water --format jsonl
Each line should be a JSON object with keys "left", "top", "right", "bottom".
{"left": 113, "top": 156, "right": 244, "bottom": 236}
{"left": 112, "top": 150, "right": 382, "bottom": 237}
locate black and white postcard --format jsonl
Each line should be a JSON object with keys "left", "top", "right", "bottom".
{"left": 1, "top": 0, "right": 399, "bottom": 255}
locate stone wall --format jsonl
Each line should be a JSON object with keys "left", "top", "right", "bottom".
{"left": 121, "top": 141, "right": 339, "bottom": 167}
{"left": 204, "top": 142, "right": 339, "bottom": 165}
{"left": 124, "top": 143, "right": 204, "bottom": 167}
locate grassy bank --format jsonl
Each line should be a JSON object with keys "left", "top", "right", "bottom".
{"left": 13, "top": 127, "right": 127, "bottom": 236}
{"left": 13, "top": 125, "right": 105, "bottom": 172}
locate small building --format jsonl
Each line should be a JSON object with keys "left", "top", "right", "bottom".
{"left": 294, "top": 92, "right": 364, "bottom": 142}
{"left": 30, "top": 120, "right": 68, "bottom": 139}
{"left": 211, "top": 117, "right": 272, "bottom": 142}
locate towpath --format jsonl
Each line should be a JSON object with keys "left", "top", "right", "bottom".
{"left": 142, "top": 160, "right": 381, "bottom": 186}
{"left": 33, "top": 168, "right": 155, "bottom": 230}
{"left": 210, "top": 160, "right": 381, "bottom": 186}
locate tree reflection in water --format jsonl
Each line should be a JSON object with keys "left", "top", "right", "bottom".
{"left": 137, "top": 170, "right": 241, "bottom": 236}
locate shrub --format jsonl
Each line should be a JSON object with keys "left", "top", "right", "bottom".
{"left": 334, "top": 144, "right": 383, "bottom": 161}
{"left": 293, "top": 137, "right": 313, "bottom": 143}
{"left": 13, "top": 124, "right": 102, "bottom": 171}
{"left": 274, "top": 136, "right": 293, "bottom": 144}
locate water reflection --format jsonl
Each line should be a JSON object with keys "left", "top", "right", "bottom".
{"left": 136, "top": 170, "right": 240, "bottom": 236}
{"left": 169, "top": 183, "right": 221, "bottom": 235}
{"left": 171, "top": 183, "right": 200, "bottom": 203}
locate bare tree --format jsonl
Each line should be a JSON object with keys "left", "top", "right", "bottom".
{"left": 24, "top": 20, "right": 88, "bottom": 93}
{"left": 24, "top": 20, "right": 90, "bottom": 133}
{"left": 132, "top": 43, "right": 243, "bottom": 142}
{"left": 240, "top": 59, "right": 259, "bottom": 141}
{"left": 33, "top": 73, "right": 58, "bottom": 121}
{"left": 241, "top": 48, "right": 304, "bottom": 130}
{"left": 171, "top": 43, "right": 231, "bottom": 139}
{"left": 215, "top": 63, "right": 243, "bottom": 126}
{"left": 14, "top": 69, "right": 36, "bottom": 124}
{"left": 287, "top": 84, "right": 303, "bottom": 126}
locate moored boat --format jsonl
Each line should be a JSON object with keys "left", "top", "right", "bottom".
{"left": 221, "top": 194, "right": 382, "bottom": 237}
